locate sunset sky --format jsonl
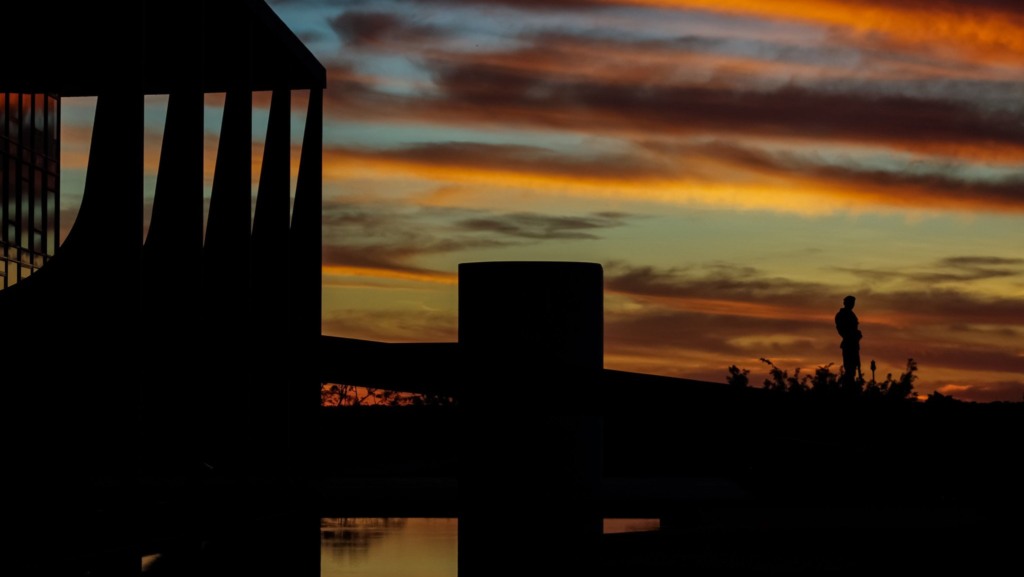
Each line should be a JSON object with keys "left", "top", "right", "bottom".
{"left": 59, "top": 0, "right": 1024, "bottom": 402}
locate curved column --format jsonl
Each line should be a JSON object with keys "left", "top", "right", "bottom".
{"left": 288, "top": 88, "right": 322, "bottom": 479}
{"left": 201, "top": 89, "right": 252, "bottom": 471}
{"left": 248, "top": 88, "right": 292, "bottom": 472}
{"left": 142, "top": 90, "right": 205, "bottom": 473}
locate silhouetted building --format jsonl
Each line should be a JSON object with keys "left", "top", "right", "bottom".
{"left": 0, "top": 93, "right": 59, "bottom": 288}
{"left": 1, "top": 2, "right": 324, "bottom": 572}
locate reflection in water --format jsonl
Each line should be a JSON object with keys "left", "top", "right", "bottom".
{"left": 321, "top": 518, "right": 458, "bottom": 577}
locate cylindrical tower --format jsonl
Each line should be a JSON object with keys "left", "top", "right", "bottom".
{"left": 458, "top": 261, "right": 604, "bottom": 574}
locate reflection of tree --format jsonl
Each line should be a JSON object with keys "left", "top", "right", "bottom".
{"left": 320, "top": 518, "right": 408, "bottom": 565}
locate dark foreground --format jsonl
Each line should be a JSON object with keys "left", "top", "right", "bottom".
{"left": 9, "top": 381, "right": 1024, "bottom": 575}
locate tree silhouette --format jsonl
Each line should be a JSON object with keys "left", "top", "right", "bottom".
{"left": 726, "top": 365, "right": 750, "bottom": 388}
{"left": 732, "top": 358, "right": 919, "bottom": 401}
{"left": 863, "top": 358, "right": 918, "bottom": 401}
{"left": 320, "top": 382, "right": 455, "bottom": 407}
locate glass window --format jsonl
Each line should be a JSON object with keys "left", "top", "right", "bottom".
{"left": 33, "top": 95, "right": 43, "bottom": 131}
{"left": 33, "top": 177, "right": 43, "bottom": 234}
{"left": 20, "top": 95, "right": 32, "bottom": 142}
{"left": 49, "top": 96, "right": 59, "bottom": 157}
{"left": 0, "top": 94, "right": 7, "bottom": 138}
{"left": 7, "top": 157, "right": 16, "bottom": 210}
{"left": 0, "top": 149, "right": 6, "bottom": 216}
{"left": 8, "top": 94, "right": 19, "bottom": 144}
{"left": 46, "top": 191, "right": 56, "bottom": 255}
{"left": 20, "top": 175, "right": 29, "bottom": 243}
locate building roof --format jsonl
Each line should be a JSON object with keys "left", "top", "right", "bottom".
{"left": 2, "top": 0, "right": 326, "bottom": 95}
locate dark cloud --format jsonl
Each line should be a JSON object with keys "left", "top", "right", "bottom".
{"left": 430, "top": 61, "right": 1024, "bottom": 150}
{"left": 881, "top": 0, "right": 1024, "bottom": 15}
{"left": 322, "top": 50, "right": 1024, "bottom": 163}
{"left": 605, "top": 262, "right": 836, "bottom": 311}
{"left": 323, "top": 203, "right": 636, "bottom": 276}
{"left": 455, "top": 212, "right": 630, "bottom": 240}
{"left": 328, "top": 11, "right": 442, "bottom": 47}
{"left": 910, "top": 345, "right": 1024, "bottom": 374}
{"left": 322, "top": 203, "right": 510, "bottom": 274}
{"left": 940, "top": 256, "right": 1024, "bottom": 267}
{"left": 949, "top": 324, "right": 1020, "bottom": 338}
{"left": 834, "top": 256, "right": 1024, "bottom": 286}
{"left": 313, "top": 5, "right": 1024, "bottom": 167}
{"left": 401, "top": 0, "right": 606, "bottom": 10}
{"left": 606, "top": 307, "right": 829, "bottom": 358}
{"left": 912, "top": 257, "right": 1024, "bottom": 283}
{"left": 269, "top": 0, "right": 353, "bottom": 5}
{"left": 647, "top": 140, "right": 1024, "bottom": 210}
{"left": 858, "top": 289, "right": 1024, "bottom": 327}
{"left": 322, "top": 76, "right": 402, "bottom": 120}
{"left": 397, "top": 0, "right": 1024, "bottom": 17}
{"left": 798, "top": 166, "right": 1024, "bottom": 211}
{"left": 940, "top": 380, "right": 1024, "bottom": 404}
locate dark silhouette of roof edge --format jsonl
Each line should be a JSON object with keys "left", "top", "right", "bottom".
{"left": 0, "top": 1, "right": 326, "bottom": 95}
{"left": 319, "top": 335, "right": 729, "bottom": 399}
{"left": 247, "top": 0, "right": 327, "bottom": 90}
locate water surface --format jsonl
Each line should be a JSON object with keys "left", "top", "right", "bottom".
{"left": 321, "top": 518, "right": 458, "bottom": 577}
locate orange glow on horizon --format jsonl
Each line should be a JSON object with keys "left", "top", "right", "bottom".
{"left": 323, "top": 264, "right": 457, "bottom": 285}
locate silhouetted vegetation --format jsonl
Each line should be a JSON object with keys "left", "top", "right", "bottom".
{"left": 726, "top": 365, "right": 750, "bottom": 388}
{"left": 726, "top": 357, "right": 920, "bottom": 401}
{"left": 321, "top": 382, "right": 456, "bottom": 407}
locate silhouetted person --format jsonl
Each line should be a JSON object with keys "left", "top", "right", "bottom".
{"left": 835, "top": 295, "right": 861, "bottom": 385}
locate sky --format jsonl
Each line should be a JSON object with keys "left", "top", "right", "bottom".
{"left": 58, "top": 0, "right": 1024, "bottom": 402}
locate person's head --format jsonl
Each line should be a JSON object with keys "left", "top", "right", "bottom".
{"left": 843, "top": 295, "right": 856, "bottom": 309}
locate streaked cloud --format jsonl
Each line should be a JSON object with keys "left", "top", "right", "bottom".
{"left": 399, "top": 0, "right": 1024, "bottom": 62}
{"left": 937, "top": 381, "right": 1024, "bottom": 404}
{"left": 329, "top": 11, "right": 443, "bottom": 47}
{"left": 315, "top": 5, "right": 1023, "bottom": 218}
{"left": 271, "top": 1, "right": 1024, "bottom": 401}
{"left": 423, "top": 63, "right": 1024, "bottom": 158}
{"left": 455, "top": 211, "right": 631, "bottom": 240}
{"left": 323, "top": 202, "right": 637, "bottom": 280}
{"left": 323, "top": 307, "right": 457, "bottom": 343}
{"left": 834, "top": 256, "right": 1024, "bottom": 286}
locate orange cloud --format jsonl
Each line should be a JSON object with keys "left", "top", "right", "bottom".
{"left": 324, "top": 142, "right": 1024, "bottom": 215}
{"left": 323, "top": 264, "right": 457, "bottom": 285}
{"left": 660, "top": 1, "right": 1023, "bottom": 60}
{"left": 398, "top": 0, "right": 1024, "bottom": 64}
